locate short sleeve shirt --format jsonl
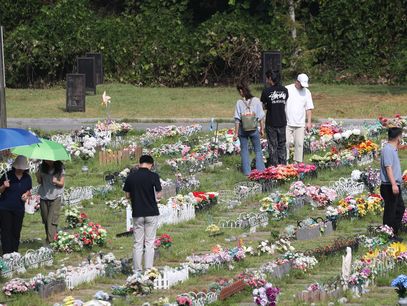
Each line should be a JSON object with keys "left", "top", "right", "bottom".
{"left": 380, "top": 143, "right": 402, "bottom": 184}
{"left": 234, "top": 97, "right": 265, "bottom": 122}
{"left": 0, "top": 169, "right": 32, "bottom": 212}
{"left": 261, "top": 85, "right": 289, "bottom": 128}
{"left": 123, "top": 168, "right": 162, "bottom": 218}
{"left": 285, "top": 84, "right": 314, "bottom": 127}
{"left": 38, "top": 169, "right": 65, "bottom": 200}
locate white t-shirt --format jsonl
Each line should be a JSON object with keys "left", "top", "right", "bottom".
{"left": 285, "top": 84, "right": 314, "bottom": 127}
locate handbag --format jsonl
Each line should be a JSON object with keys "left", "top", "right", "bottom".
{"left": 240, "top": 99, "right": 258, "bottom": 132}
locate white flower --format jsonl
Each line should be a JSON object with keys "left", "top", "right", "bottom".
{"left": 352, "top": 129, "right": 361, "bottom": 135}
{"left": 333, "top": 133, "right": 342, "bottom": 140}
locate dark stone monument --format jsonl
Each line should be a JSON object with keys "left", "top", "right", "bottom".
{"left": 261, "top": 51, "right": 282, "bottom": 84}
{"left": 85, "top": 52, "right": 104, "bottom": 85}
{"left": 77, "top": 57, "right": 96, "bottom": 94}
{"left": 66, "top": 73, "right": 86, "bottom": 112}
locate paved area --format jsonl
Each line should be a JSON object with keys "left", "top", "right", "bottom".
{"left": 6, "top": 118, "right": 377, "bottom": 132}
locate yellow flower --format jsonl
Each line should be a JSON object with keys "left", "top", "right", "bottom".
{"left": 363, "top": 249, "right": 380, "bottom": 260}
{"left": 388, "top": 242, "right": 407, "bottom": 257}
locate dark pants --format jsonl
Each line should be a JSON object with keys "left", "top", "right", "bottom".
{"left": 0, "top": 209, "right": 25, "bottom": 254}
{"left": 40, "top": 198, "right": 62, "bottom": 244}
{"left": 381, "top": 184, "right": 405, "bottom": 235}
{"left": 266, "top": 126, "right": 287, "bottom": 166}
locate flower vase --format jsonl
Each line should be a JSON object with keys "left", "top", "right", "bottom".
{"left": 399, "top": 297, "right": 407, "bottom": 306}
{"left": 82, "top": 160, "right": 89, "bottom": 173}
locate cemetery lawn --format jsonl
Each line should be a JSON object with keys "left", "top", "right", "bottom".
{"left": 5, "top": 83, "right": 407, "bottom": 119}
{"left": 2, "top": 127, "right": 407, "bottom": 306}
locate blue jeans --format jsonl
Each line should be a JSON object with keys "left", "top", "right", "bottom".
{"left": 239, "top": 129, "right": 265, "bottom": 176}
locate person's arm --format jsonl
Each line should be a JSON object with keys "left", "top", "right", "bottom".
{"left": 305, "top": 90, "right": 314, "bottom": 132}
{"left": 259, "top": 119, "right": 265, "bottom": 137}
{"left": 306, "top": 110, "right": 312, "bottom": 132}
{"left": 52, "top": 175, "right": 65, "bottom": 188}
{"left": 234, "top": 101, "right": 241, "bottom": 140}
{"left": 234, "top": 121, "right": 240, "bottom": 140}
{"left": 125, "top": 192, "right": 131, "bottom": 199}
{"left": 0, "top": 174, "right": 9, "bottom": 193}
{"left": 385, "top": 166, "right": 400, "bottom": 195}
{"left": 154, "top": 174, "right": 163, "bottom": 201}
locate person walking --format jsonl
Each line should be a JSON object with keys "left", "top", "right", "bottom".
{"left": 261, "top": 70, "right": 289, "bottom": 166}
{"left": 234, "top": 83, "right": 266, "bottom": 176}
{"left": 0, "top": 156, "right": 32, "bottom": 254}
{"left": 36, "top": 160, "right": 65, "bottom": 244}
{"left": 123, "top": 155, "right": 162, "bottom": 271}
{"left": 380, "top": 127, "right": 404, "bottom": 241}
{"left": 285, "top": 73, "right": 314, "bottom": 163}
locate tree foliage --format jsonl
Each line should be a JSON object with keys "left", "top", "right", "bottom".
{"left": 1, "top": 0, "right": 406, "bottom": 87}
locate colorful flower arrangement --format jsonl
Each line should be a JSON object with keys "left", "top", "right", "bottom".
{"left": 283, "top": 252, "right": 318, "bottom": 272}
{"left": 176, "top": 295, "right": 193, "bottom": 306}
{"left": 352, "top": 139, "right": 379, "bottom": 155}
{"left": 379, "top": 114, "right": 406, "bottom": 129}
{"left": 252, "top": 283, "right": 281, "bottom": 306}
{"left": 78, "top": 222, "right": 107, "bottom": 248}
{"left": 154, "top": 234, "right": 173, "bottom": 249}
{"left": 51, "top": 231, "right": 82, "bottom": 253}
{"left": 236, "top": 271, "right": 266, "bottom": 289}
{"left": 391, "top": 274, "right": 407, "bottom": 298}
{"left": 64, "top": 206, "right": 89, "bottom": 229}
{"left": 304, "top": 184, "right": 337, "bottom": 208}
{"left": 335, "top": 193, "right": 384, "bottom": 218}
{"left": 259, "top": 192, "right": 295, "bottom": 219}
{"left": 95, "top": 120, "right": 132, "bottom": 136}
{"left": 141, "top": 125, "right": 202, "bottom": 146}
{"left": 124, "top": 268, "right": 161, "bottom": 296}
{"left": 106, "top": 197, "right": 129, "bottom": 210}
{"left": 186, "top": 245, "right": 245, "bottom": 270}
{"left": 249, "top": 164, "right": 316, "bottom": 182}
{"left": 192, "top": 191, "right": 218, "bottom": 210}
{"left": 2, "top": 278, "right": 35, "bottom": 296}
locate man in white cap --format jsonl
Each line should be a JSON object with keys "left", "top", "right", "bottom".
{"left": 285, "top": 73, "right": 314, "bottom": 163}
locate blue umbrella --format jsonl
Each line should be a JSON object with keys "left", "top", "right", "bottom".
{"left": 0, "top": 128, "right": 41, "bottom": 151}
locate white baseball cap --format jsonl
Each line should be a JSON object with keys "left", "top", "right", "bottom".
{"left": 297, "top": 73, "right": 309, "bottom": 88}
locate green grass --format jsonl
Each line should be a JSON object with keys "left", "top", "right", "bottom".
{"left": 1, "top": 133, "right": 406, "bottom": 305}
{"left": 5, "top": 83, "right": 407, "bottom": 119}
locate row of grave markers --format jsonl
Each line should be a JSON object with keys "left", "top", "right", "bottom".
{"left": 66, "top": 53, "right": 104, "bottom": 112}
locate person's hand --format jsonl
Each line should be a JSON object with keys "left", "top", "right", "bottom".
{"left": 3, "top": 180, "right": 10, "bottom": 188}
{"left": 52, "top": 177, "right": 59, "bottom": 185}
{"left": 233, "top": 133, "right": 238, "bottom": 142}
{"left": 21, "top": 192, "right": 30, "bottom": 201}
{"left": 306, "top": 122, "right": 312, "bottom": 132}
{"left": 260, "top": 129, "right": 265, "bottom": 137}
{"left": 392, "top": 184, "right": 400, "bottom": 195}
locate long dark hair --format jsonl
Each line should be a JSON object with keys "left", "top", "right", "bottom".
{"left": 40, "top": 161, "right": 64, "bottom": 177}
{"left": 236, "top": 83, "right": 253, "bottom": 100}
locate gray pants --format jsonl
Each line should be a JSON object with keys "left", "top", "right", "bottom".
{"left": 40, "top": 197, "right": 62, "bottom": 244}
{"left": 133, "top": 216, "right": 158, "bottom": 271}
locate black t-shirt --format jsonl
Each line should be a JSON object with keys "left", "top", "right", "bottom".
{"left": 260, "top": 85, "right": 289, "bottom": 128}
{"left": 123, "top": 168, "right": 162, "bottom": 218}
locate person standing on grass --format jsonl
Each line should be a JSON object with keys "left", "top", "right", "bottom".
{"left": 380, "top": 127, "right": 405, "bottom": 241}
{"left": 0, "top": 156, "right": 32, "bottom": 254}
{"left": 36, "top": 160, "right": 65, "bottom": 244}
{"left": 234, "top": 83, "right": 266, "bottom": 176}
{"left": 285, "top": 73, "right": 314, "bottom": 163}
{"left": 261, "top": 70, "right": 288, "bottom": 166}
{"left": 123, "top": 155, "right": 162, "bottom": 271}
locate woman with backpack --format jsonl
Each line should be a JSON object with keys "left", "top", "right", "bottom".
{"left": 233, "top": 83, "right": 266, "bottom": 176}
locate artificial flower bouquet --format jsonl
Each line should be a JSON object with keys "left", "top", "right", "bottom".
{"left": 379, "top": 114, "right": 406, "bottom": 129}
{"left": 51, "top": 231, "right": 82, "bottom": 253}
{"left": 192, "top": 191, "right": 218, "bottom": 210}
{"left": 65, "top": 206, "right": 89, "bottom": 229}
{"left": 176, "top": 295, "right": 193, "bottom": 306}
{"left": 206, "top": 224, "right": 221, "bottom": 236}
{"left": 252, "top": 283, "right": 281, "bottom": 306}
{"left": 259, "top": 193, "right": 294, "bottom": 219}
{"left": 125, "top": 268, "right": 161, "bottom": 296}
{"left": 78, "top": 222, "right": 108, "bottom": 248}
{"left": 2, "top": 278, "right": 36, "bottom": 296}
{"left": 105, "top": 197, "right": 129, "bottom": 210}
{"left": 154, "top": 234, "right": 173, "bottom": 249}
{"left": 391, "top": 274, "right": 407, "bottom": 298}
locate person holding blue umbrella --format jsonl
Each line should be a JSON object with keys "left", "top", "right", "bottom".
{"left": 0, "top": 156, "right": 32, "bottom": 254}
{"left": 36, "top": 160, "right": 65, "bottom": 244}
